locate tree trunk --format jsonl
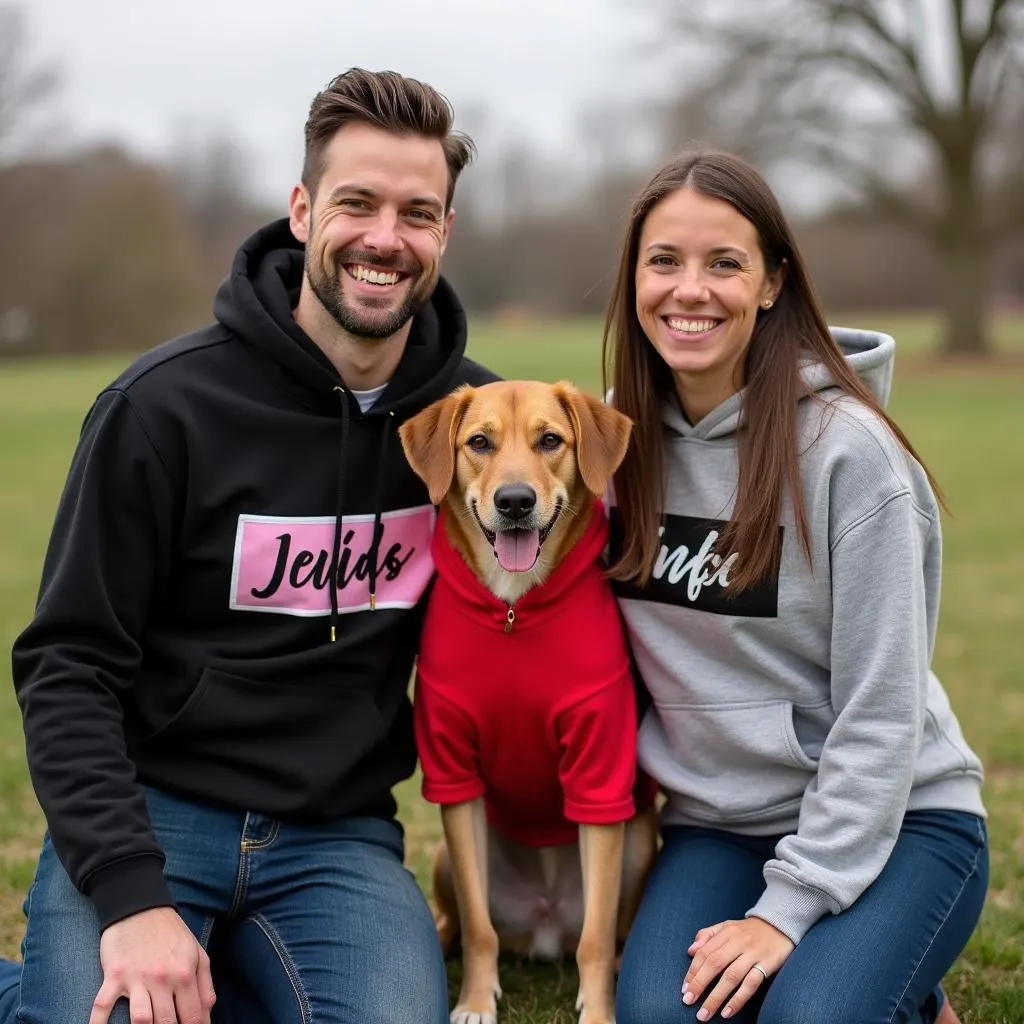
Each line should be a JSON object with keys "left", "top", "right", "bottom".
{"left": 937, "top": 127, "right": 992, "bottom": 358}
{"left": 937, "top": 228, "right": 991, "bottom": 357}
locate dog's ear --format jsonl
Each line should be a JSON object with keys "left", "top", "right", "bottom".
{"left": 399, "top": 386, "right": 476, "bottom": 504}
{"left": 554, "top": 382, "right": 634, "bottom": 497}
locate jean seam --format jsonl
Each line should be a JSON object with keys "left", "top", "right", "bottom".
{"left": 229, "top": 845, "right": 250, "bottom": 918}
{"left": 249, "top": 912, "right": 312, "bottom": 1024}
{"left": 13, "top": 870, "right": 40, "bottom": 1024}
{"left": 199, "top": 914, "right": 216, "bottom": 950}
{"left": 886, "top": 817, "right": 986, "bottom": 1024}
{"left": 244, "top": 820, "right": 281, "bottom": 850}
{"left": 12, "top": 960, "right": 26, "bottom": 1024}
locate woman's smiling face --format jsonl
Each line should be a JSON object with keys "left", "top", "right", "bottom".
{"left": 634, "top": 186, "right": 783, "bottom": 421}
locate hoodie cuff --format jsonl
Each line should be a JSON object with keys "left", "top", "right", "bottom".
{"left": 84, "top": 854, "right": 177, "bottom": 931}
{"left": 745, "top": 872, "right": 836, "bottom": 944}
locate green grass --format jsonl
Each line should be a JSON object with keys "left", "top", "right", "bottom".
{"left": 1, "top": 311, "right": 1023, "bottom": 1020}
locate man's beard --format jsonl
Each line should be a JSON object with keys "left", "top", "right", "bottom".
{"left": 306, "top": 246, "right": 438, "bottom": 340}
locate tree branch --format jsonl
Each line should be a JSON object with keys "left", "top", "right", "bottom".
{"left": 0, "top": 4, "right": 60, "bottom": 156}
{"left": 823, "top": 0, "right": 934, "bottom": 109}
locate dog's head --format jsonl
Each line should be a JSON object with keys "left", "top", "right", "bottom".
{"left": 399, "top": 380, "right": 633, "bottom": 596}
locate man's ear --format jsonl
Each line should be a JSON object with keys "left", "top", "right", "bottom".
{"left": 398, "top": 386, "right": 475, "bottom": 504}
{"left": 289, "top": 183, "right": 312, "bottom": 244}
{"left": 554, "top": 382, "right": 633, "bottom": 497}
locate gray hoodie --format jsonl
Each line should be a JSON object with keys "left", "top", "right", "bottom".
{"left": 610, "top": 327, "right": 985, "bottom": 944}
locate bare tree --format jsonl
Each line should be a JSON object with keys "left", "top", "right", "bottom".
{"left": 653, "top": 0, "right": 1024, "bottom": 356}
{"left": 0, "top": 4, "right": 60, "bottom": 160}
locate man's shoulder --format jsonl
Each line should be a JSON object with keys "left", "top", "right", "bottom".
{"left": 110, "top": 323, "right": 236, "bottom": 395}
{"left": 456, "top": 356, "right": 502, "bottom": 387}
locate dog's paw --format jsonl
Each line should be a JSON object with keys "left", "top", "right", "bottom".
{"left": 577, "top": 1007, "right": 615, "bottom": 1024}
{"left": 451, "top": 981, "right": 501, "bottom": 1024}
{"left": 450, "top": 1008, "right": 497, "bottom": 1024}
{"left": 576, "top": 988, "right": 615, "bottom": 1024}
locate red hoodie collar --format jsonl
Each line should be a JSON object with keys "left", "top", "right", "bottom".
{"left": 432, "top": 499, "right": 609, "bottom": 614}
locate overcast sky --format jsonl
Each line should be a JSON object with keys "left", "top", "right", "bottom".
{"left": 27, "top": 0, "right": 668, "bottom": 211}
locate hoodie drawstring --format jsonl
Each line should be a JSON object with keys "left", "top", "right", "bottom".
{"left": 330, "top": 388, "right": 394, "bottom": 641}
{"left": 367, "top": 411, "right": 394, "bottom": 613}
{"left": 329, "top": 386, "right": 351, "bottom": 642}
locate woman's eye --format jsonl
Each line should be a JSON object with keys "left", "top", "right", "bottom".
{"left": 467, "top": 434, "right": 490, "bottom": 452}
{"left": 539, "top": 433, "right": 563, "bottom": 451}
{"left": 711, "top": 258, "right": 740, "bottom": 270}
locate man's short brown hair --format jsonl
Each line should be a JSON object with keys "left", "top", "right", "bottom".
{"left": 303, "top": 68, "right": 475, "bottom": 210}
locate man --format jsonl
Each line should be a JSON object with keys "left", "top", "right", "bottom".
{"left": 2, "top": 68, "right": 496, "bottom": 1024}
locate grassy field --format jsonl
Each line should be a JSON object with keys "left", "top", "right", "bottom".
{"left": 1, "top": 311, "right": 1022, "bottom": 1021}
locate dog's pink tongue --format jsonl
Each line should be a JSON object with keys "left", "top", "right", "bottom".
{"left": 493, "top": 530, "right": 540, "bottom": 572}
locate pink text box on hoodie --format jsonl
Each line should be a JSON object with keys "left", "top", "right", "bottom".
{"left": 230, "top": 506, "right": 436, "bottom": 615}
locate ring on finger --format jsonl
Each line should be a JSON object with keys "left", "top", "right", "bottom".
{"left": 750, "top": 963, "right": 769, "bottom": 982}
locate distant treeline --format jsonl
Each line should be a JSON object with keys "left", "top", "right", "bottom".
{"left": 0, "top": 145, "right": 1021, "bottom": 357}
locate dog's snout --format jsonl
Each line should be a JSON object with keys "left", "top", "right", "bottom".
{"left": 493, "top": 484, "right": 537, "bottom": 521}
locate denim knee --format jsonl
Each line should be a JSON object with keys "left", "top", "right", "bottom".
{"left": 758, "top": 996, "right": 856, "bottom": 1024}
{"left": 758, "top": 979, "right": 899, "bottom": 1024}
{"left": 616, "top": 973, "right": 690, "bottom": 1024}
{"left": 15, "top": 838, "right": 135, "bottom": 1024}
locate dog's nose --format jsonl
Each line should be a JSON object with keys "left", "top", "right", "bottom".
{"left": 493, "top": 484, "right": 537, "bottom": 521}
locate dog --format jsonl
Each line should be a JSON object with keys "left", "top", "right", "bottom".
{"left": 399, "top": 380, "right": 658, "bottom": 1024}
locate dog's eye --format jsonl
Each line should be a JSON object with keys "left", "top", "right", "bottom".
{"left": 467, "top": 433, "right": 491, "bottom": 452}
{"left": 539, "top": 433, "right": 563, "bottom": 451}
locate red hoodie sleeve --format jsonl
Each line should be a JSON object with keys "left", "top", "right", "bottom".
{"left": 556, "top": 674, "right": 638, "bottom": 825}
{"left": 414, "top": 680, "right": 485, "bottom": 806}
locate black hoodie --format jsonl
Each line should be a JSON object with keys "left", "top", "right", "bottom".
{"left": 12, "top": 219, "right": 497, "bottom": 929}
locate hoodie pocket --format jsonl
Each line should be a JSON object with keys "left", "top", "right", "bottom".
{"left": 144, "top": 667, "right": 386, "bottom": 801}
{"left": 640, "top": 699, "right": 822, "bottom": 823}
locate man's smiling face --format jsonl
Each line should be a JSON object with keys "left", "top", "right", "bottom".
{"left": 292, "top": 121, "right": 454, "bottom": 340}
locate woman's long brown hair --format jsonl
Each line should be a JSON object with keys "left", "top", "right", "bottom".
{"left": 603, "top": 150, "right": 941, "bottom": 591}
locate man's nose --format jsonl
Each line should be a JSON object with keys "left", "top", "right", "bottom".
{"left": 362, "top": 210, "right": 402, "bottom": 255}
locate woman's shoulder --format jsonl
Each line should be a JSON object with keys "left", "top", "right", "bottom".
{"left": 797, "top": 391, "right": 938, "bottom": 519}
{"left": 799, "top": 390, "right": 905, "bottom": 461}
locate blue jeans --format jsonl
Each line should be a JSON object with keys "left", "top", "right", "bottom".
{"left": 0, "top": 787, "right": 447, "bottom": 1023}
{"left": 617, "top": 809, "right": 988, "bottom": 1024}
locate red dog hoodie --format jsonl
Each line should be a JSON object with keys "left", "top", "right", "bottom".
{"left": 415, "top": 502, "right": 640, "bottom": 846}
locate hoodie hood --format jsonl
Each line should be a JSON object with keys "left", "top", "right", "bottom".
{"left": 662, "top": 326, "right": 896, "bottom": 441}
{"left": 212, "top": 217, "right": 471, "bottom": 416}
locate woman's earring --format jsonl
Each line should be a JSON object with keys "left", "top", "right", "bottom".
{"left": 762, "top": 298, "right": 774, "bottom": 309}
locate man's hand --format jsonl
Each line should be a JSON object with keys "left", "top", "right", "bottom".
{"left": 681, "top": 917, "right": 794, "bottom": 1020}
{"left": 89, "top": 906, "right": 216, "bottom": 1024}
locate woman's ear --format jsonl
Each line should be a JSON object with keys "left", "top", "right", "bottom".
{"left": 765, "top": 256, "right": 788, "bottom": 306}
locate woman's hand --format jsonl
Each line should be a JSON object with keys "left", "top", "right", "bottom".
{"left": 681, "top": 917, "right": 794, "bottom": 1020}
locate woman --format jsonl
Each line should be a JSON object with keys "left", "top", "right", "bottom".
{"left": 605, "top": 150, "right": 987, "bottom": 1024}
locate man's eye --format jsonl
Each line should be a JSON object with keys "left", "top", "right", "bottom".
{"left": 539, "top": 433, "right": 563, "bottom": 451}
{"left": 467, "top": 434, "right": 491, "bottom": 452}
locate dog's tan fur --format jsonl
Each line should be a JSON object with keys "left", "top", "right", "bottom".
{"left": 400, "top": 380, "right": 658, "bottom": 1024}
